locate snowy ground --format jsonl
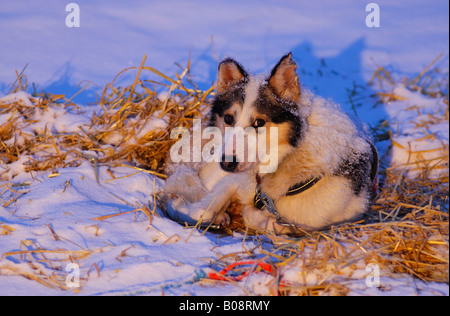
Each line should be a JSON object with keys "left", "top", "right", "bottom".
{"left": 0, "top": 1, "right": 449, "bottom": 296}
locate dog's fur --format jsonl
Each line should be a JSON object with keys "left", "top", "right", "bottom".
{"left": 162, "top": 53, "right": 378, "bottom": 233}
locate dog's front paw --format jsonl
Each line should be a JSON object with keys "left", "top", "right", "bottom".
{"left": 213, "top": 211, "right": 230, "bottom": 226}
{"left": 158, "top": 192, "right": 190, "bottom": 222}
{"left": 180, "top": 205, "right": 230, "bottom": 227}
{"left": 158, "top": 192, "right": 231, "bottom": 227}
{"left": 241, "top": 205, "right": 277, "bottom": 232}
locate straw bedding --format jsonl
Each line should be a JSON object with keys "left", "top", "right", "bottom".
{"left": 0, "top": 55, "right": 448, "bottom": 294}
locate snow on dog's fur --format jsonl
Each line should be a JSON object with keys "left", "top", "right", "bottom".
{"left": 162, "top": 53, "right": 378, "bottom": 233}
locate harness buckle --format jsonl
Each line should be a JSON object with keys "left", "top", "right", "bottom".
{"left": 255, "top": 185, "right": 293, "bottom": 227}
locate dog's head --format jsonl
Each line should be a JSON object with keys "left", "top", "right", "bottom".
{"left": 210, "top": 53, "right": 305, "bottom": 174}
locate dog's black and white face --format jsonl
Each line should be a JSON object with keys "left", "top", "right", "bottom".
{"left": 210, "top": 53, "right": 306, "bottom": 174}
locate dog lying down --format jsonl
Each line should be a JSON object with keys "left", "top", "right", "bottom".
{"left": 161, "top": 53, "right": 378, "bottom": 234}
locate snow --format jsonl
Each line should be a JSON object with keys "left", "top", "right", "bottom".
{"left": 0, "top": 162, "right": 261, "bottom": 296}
{"left": 1, "top": 1, "right": 448, "bottom": 106}
{"left": 135, "top": 112, "right": 169, "bottom": 139}
{"left": 382, "top": 84, "right": 449, "bottom": 179}
{"left": 1, "top": 0, "right": 449, "bottom": 296}
{"left": 0, "top": 91, "right": 34, "bottom": 107}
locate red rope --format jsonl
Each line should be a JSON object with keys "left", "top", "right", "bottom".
{"left": 208, "top": 260, "right": 274, "bottom": 281}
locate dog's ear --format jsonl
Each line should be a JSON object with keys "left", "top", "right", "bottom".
{"left": 216, "top": 58, "right": 248, "bottom": 94}
{"left": 268, "top": 53, "right": 300, "bottom": 103}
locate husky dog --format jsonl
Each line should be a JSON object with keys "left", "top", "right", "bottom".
{"left": 162, "top": 53, "right": 378, "bottom": 233}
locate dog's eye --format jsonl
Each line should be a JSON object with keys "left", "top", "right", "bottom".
{"left": 252, "top": 118, "right": 266, "bottom": 128}
{"left": 224, "top": 114, "right": 234, "bottom": 125}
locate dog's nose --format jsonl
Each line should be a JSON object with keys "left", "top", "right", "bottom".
{"left": 220, "top": 155, "right": 238, "bottom": 172}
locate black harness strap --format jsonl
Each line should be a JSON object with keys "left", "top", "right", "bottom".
{"left": 285, "top": 177, "right": 321, "bottom": 196}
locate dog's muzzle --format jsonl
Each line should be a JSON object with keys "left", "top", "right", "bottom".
{"left": 220, "top": 155, "right": 238, "bottom": 172}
